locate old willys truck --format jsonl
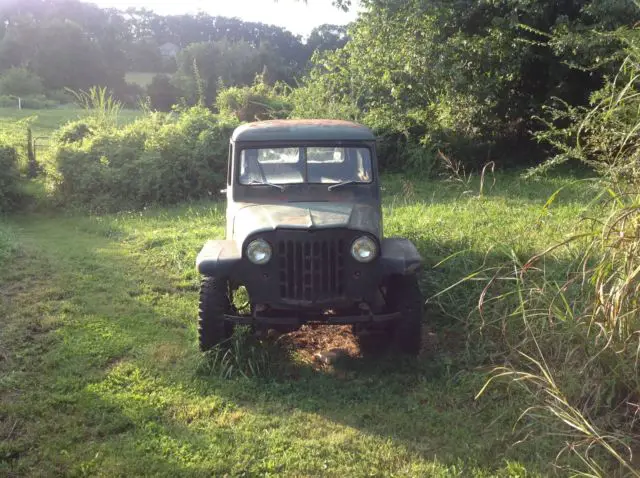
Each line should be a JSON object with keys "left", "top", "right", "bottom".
{"left": 196, "top": 120, "right": 424, "bottom": 355}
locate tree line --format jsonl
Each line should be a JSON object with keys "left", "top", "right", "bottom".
{"left": 0, "top": 0, "right": 347, "bottom": 107}
{"left": 2, "top": 0, "right": 640, "bottom": 170}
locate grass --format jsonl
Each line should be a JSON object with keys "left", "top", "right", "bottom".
{"left": 0, "top": 173, "right": 602, "bottom": 476}
{"left": 0, "top": 221, "right": 18, "bottom": 265}
{"left": 0, "top": 107, "right": 141, "bottom": 137}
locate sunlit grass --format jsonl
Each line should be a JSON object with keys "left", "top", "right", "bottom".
{"left": 0, "top": 107, "right": 141, "bottom": 137}
{"left": 0, "top": 172, "right": 601, "bottom": 476}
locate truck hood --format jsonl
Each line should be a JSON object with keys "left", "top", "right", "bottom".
{"left": 232, "top": 202, "right": 381, "bottom": 246}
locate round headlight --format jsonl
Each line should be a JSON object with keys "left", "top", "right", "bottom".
{"left": 351, "top": 236, "right": 377, "bottom": 263}
{"left": 246, "top": 238, "right": 272, "bottom": 265}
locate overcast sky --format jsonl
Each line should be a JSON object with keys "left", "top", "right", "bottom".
{"left": 90, "top": 0, "right": 360, "bottom": 36}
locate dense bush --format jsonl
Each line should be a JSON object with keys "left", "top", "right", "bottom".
{"left": 216, "top": 77, "right": 292, "bottom": 121}
{"left": 0, "top": 145, "right": 22, "bottom": 212}
{"left": 47, "top": 107, "right": 238, "bottom": 211}
{"left": 293, "top": 1, "right": 640, "bottom": 171}
{"left": 534, "top": 31, "right": 640, "bottom": 184}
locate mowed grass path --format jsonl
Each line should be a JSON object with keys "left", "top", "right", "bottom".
{"left": 0, "top": 174, "right": 598, "bottom": 476}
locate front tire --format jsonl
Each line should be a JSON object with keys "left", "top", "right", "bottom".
{"left": 386, "top": 275, "right": 423, "bottom": 355}
{"left": 198, "top": 277, "right": 233, "bottom": 351}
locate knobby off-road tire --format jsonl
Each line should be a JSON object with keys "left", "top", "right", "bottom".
{"left": 387, "top": 274, "right": 423, "bottom": 356}
{"left": 354, "top": 274, "right": 424, "bottom": 357}
{"left": 198, "top": 277, "right": 233, "bottom": 351}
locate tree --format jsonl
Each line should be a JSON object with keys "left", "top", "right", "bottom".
{"left": 174, "top": 40, "right": 290, "bottom": 105}
{"left": 0, "top": 0, "right": 127, "bottom": 91}
{"left": 32, "top": 19, "right": 113, "bottom": 91}
{"left": 296, "top": 0, "right": 640, "bottom": 168}
{"left": 125, "top": 39, "right": 164, "bottom": 72}
{"left": 146, "top": 74, "right": 181, "bottom": 111}
{"left": 0, "top": 67, "right": 44, "bottom": 97}
{"left": 306, "top": 24, "right": 349, "bottom": 54}
{"left": 121, "top": 10, "right": 309, "bottom": 81}
{"left": 0, "top": 0, "right": 311, "bottom": 99}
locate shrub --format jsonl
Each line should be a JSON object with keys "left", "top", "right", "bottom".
{"left": 48, "top": 107, "right": 239, "bottom": 211}
{"left": 216, "top": 77, "right": 292, "bottom": 121}
{"left": 0, "top": 120, "right": 31, "bottom": 171}
{"left": 56, "top": 121, "right": 95, "bottom": 144}
{"left": 532, "top": 29, "right": 640, "bottom": 184}
{"left": 0, "top": 145, "right": 22, "bottom": 212}
{"left": 67, "top": 86, "right": 122, "bottom": 127}
{"left": 289, "top": 66, "right": 360, "bottom": 122}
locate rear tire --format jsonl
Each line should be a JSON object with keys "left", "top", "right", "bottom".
{"left": 386, "top": 275, "right": 423, "bottom": 355}
{"left": 198, "top": 277, "right": 233, "bottom": 351}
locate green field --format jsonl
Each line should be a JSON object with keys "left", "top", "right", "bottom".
{"left": 0, "top": 173, "right": 597, "bottom": 476}
{"left": 126, "top": 72, "right": 158, "bottom": 88}
{"left": 0, "top": 107, "right": 141, "bottom": 137}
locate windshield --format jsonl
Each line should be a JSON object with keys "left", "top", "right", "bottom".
{"left": 238, "top": 147, "right": 373, "bottom": 185}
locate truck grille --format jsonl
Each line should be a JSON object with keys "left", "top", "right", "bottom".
{"left": 278, "top": 238, "right": 346, "bottom": 301}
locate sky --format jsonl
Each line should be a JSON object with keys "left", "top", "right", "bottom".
{"left": 91, "top": 0, "right": 360, "bottom": 36}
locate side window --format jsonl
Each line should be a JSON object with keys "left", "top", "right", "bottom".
{"left": 355, "top": 148, "right": 373, "bottom": 182}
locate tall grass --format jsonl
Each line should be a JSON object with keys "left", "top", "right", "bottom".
{"left": 473, "top": 189, "right": 640, "bottom": 476}
{"left": 473, "top": 31, "right": 640, "bottom": 476}
{"left": 66, "top": 86, "right": 122, "bottom": 127}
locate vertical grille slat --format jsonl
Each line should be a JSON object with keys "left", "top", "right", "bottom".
{"left": 336, "top": 239, "right": 344, "bottom": 295}
{"left": 321, "top": 242, "right": 329, "bottom": 293}
{"left": 277, "top": 233, "right": 346, "bottom": 302}
{"left": 295, "top": 241, "right": 302, "bottom": 299}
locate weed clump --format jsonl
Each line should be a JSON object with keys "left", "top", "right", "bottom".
{"left": 197, "top": 327, "right": 275, "bottom": 380}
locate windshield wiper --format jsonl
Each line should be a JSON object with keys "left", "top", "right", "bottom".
{"left": 328, "top": 180, "right": 360, "bottom": 191}
{"left": 248, "top": 180, "right": 285, "bottom": 191}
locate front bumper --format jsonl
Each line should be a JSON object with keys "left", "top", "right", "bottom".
{"left": 224, "top": 310, "right": 401, "bottom": 326}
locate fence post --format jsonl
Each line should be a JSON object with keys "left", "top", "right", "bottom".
{"left": 27, "top": 127, "right": 38, "bottom": 178}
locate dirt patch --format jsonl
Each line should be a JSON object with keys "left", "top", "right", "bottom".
{"left": 279, "top": 325, "right": 360, "bottom": 364}
{"left": 277, "top": 323, "right": 445, "bottom": 365}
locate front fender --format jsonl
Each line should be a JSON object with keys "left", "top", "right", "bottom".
{"left": 380, "top": 238, "right": 422, "bottom": 276}
{"left": 196, "top": 240, "right": 242, "bottom": 277}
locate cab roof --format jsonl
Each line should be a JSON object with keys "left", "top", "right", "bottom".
{"left": 231, "top": 119, "right": 375, "bottom": 143}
